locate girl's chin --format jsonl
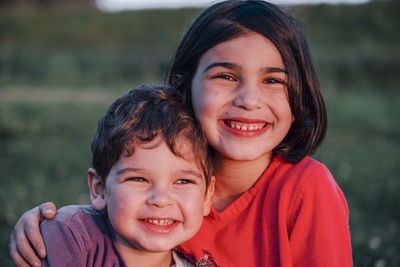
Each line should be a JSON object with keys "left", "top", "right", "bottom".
{"left": 216, "top": 149, "right": 272, "bottom": 162}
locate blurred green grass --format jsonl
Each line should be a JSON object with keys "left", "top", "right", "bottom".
{"left": 1, "top": 1, "right": 400, "bottom": 266}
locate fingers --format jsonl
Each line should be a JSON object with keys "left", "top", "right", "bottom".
{"left": 39, "top": 202, "right": 56, "bottom": 220}
{"left": 9, "top": 208, "right": 42, "bottom": 267}
{"left": 13, "top": 232, "right": 42, "bottom": 267}
{"left": 24, "top": 217, "right": 47, "bottom": 259}
{"left": 9, "top": 202, "right": 56, "bottom": 267}
{"left": 10, "top": 248, "right": 34, "bottom": 267}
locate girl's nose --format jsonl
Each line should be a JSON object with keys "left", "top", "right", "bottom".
{"left": 146, "top": 187, "right": 174, "bottom": 208}
{"left": 232, "top": 83, "right": 263, "bottom": 110}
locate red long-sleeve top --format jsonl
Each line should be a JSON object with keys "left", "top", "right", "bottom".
{"left": 178, "top": 154, "right": 352, "bottom": 267}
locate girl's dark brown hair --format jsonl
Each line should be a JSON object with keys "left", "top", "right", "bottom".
{"left": 91, "top": 84, "right": 213, "bottom": 183}
{"left": 166, "top": 0, "right": 326, "bottom": 163}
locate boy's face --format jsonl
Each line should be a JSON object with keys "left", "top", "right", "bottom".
{"left": 89, "top": 136, "right": 213, "bottom": 253}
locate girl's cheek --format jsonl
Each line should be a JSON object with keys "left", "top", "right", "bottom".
{"left": 191, "top": 87, "right": 206, "bottom": 115}
{"left": 193, "top": 83, "right": 219, "bottom": 107}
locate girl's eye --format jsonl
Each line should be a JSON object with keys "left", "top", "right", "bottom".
{"left": 264, "top": 78, "right": 286, "bottom": 85}
{"left": 213, "top": 74, "right": 236, "bottom": 81}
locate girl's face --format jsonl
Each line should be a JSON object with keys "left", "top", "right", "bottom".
{"left": 191, "top": 32, "right": 293, "bottom": 161}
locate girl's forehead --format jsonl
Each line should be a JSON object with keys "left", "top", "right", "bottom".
{"left": 205, "top": 32, "right": 278, "bottom": 56}
{"left": 197, "top": 32, "right": 284, "bottom": 70}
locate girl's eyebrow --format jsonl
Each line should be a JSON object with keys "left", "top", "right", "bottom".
{"left": 262, "top": 67, "right": 287, "bottom": 74}
{"left": 203, "top": 62, "right": 239, "bottom": 73}
{"left": 203, "top": 62, "right": 287, "bottom": 74}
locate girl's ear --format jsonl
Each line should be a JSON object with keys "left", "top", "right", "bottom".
{"left": 203, "top": 176, "right": 216, "bottom": 216}
{"left": 171, "top": 73, "right": 182, "bottom": 88}
{"left": 88, "top": 168, "right": 107, "bottom": 210}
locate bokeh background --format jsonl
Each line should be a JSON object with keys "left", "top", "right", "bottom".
{"left": 1, "top": 0, "right": 399, "bottom": 266}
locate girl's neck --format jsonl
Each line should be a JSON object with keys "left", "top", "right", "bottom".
{"left": 212, "top": 153, "right": 272, "bottom": 212}
{"left": 115, "top": 237, "right": 172, "bottom": 267}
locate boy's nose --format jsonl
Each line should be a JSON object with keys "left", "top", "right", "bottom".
{"left": 146, "top": 187, "right": 174, "bottom": 208}
{"left": 232, "top": 83, "right": 263, "bottom": 110}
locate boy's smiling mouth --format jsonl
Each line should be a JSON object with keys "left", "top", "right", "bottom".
{"left": 142, "top": 218, "right": 176, "bottom": 226}
{"left": 139, "top": 218, "right": 180, "bottom": 233}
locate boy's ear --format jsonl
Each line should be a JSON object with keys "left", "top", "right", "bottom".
{"left": 203, "top": 176, "right": 216, "bottom": 216}
{"left": 88, "top": 168, "right": 107, "bottom": 210}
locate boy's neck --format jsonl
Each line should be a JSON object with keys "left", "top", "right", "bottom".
{"left": 212, "top": 153, "right": 272, "bottom": 212}
{"left": 115, "top": 237, "right": 173, "bottom": 267}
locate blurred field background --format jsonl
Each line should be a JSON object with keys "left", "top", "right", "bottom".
{"left": 0, "top": 0, "right": 399, "bottom": 266}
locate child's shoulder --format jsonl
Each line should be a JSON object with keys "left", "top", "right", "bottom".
{"left": 40, "top": 205, "right": 116, "bottom": 258}
{"left": 41, "top": 205, "right": 108, "bottom": 237}
{"left": 52, "top": 205, "right": 102, "bottom": 222}
{"left": 271, "top": 154, "right": 335, "bottom": 192}
{"left": 271, "top": 156, "right": 347, "bottom": 215}
{"left": 40, "top": 208, "right": 124, "bottom": 265}
{"left": 273, "top": 154, "right": 329, "bottom": 176}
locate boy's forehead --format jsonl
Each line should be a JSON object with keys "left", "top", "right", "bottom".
{"left": 128, "top": 135, "right": 198, "bottom": 163}
{"left": 134, "top": 135, "right": 164, "bottom": 149}
{"left": 125, "top": 135, "right": 202, "bottom": 169}
{"left": 117, "top": 135, "right": 208, "bottom": 183}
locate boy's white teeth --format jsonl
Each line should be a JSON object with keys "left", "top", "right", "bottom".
{"left": 144, "top": 219, "right": 175, "bottom": 225}
{"left": 227, "top": 121, "right": 265, "bottom": 131}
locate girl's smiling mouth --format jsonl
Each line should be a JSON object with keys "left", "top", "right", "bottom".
{"left": 220, "top": 119, "right": 270, "bottom": 137}
{"left": 224, "top": 120, "right": 266, "bottom": 131}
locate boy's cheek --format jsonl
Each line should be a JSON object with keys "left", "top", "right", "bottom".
{"left": 181, "top": 190, "right": 210, "bottom": 215}
{"left": 203, "top": 176, "right": 215, "bottom": 216}
{"left": 107, "top": 189, "right": 133, "bottom": 209}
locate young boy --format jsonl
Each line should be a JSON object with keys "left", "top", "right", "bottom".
{"left": 39, "top": 84, "right": 215, "bottom": 267}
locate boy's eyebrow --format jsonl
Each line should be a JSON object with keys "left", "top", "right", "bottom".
{"left": 177, "top": 169, "right": 204, "bottom": 180}
{"left": 203, "top": 62, "right": 287, "bottom": 74}
{"left": 116, "top": 167, "right": 143, "bottom": 175}
{"left": 115, "top": 168, "right": 203, "bottom": 180}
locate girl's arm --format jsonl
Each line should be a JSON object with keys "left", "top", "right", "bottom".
{"left": 9, "top": 202, "right": 57, "bottom": 267}
{"left": 288, "top": 164, "right": 353, "bottom": 267}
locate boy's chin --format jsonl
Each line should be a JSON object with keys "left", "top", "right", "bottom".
{"left": 133, "top": 239, "right": 184, "bottom": 252}
{"left": 116, "top": 233, "right": 189, "bottom": 253}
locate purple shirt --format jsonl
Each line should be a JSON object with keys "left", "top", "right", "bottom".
{"left": 40, "top": 205, "right": 127, "bottom": 267}
{"left": 40, "top": 205, "right": 195, "bottom": 267}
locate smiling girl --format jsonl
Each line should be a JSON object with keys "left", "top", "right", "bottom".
{"left": 10, "top": 1, "right": 352, "bottom": 266}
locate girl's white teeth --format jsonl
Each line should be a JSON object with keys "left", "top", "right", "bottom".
{"left": 145, "top": 219, "right": 175, "bottom": 225}
{"left": 228, "top": 122, "right": 265, "bottom": 131}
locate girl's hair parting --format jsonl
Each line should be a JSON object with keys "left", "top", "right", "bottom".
{"left": 91, "top": 84, "right": 213, "bottom": 183}
{"left": 166, "top": 0, "right": 327, "bottom": 163}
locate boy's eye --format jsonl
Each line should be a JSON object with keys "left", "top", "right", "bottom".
{"left": 126, "top": 177, "right": 147, "bottom": 182}
{"left": 175, "top": 179, "right": 195, "bottom": 185}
